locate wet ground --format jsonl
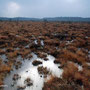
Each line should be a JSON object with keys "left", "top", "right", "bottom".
{"left": 0, "top": 21, "right": 90, "bottom": 90}
{"left": 4, "top": 53, "right": 63, "bottom": 90}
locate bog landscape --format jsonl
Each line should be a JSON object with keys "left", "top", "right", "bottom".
{"left": 0, "top": 20, "right": 90, "bottom": 90}
{"left": 0, "top": 0, "right": 90, "bottom": 90}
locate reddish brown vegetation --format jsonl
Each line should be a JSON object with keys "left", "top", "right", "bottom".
{"left": 0, "top": 21, "right": 90, "bottom": 89}
{"left": 38, "top": 66, "right": 50, "bottom": 77}
{"left": 43, "top": 76, "right": 82, "bottom": 90}
{"left": 32, "top": 60, "right": 42, "bottom": 66}
{"left": 24, "top": 78, "right": 33, "bottom": 86}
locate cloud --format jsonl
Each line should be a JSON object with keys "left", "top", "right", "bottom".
{"left": 6, "top": 2, "right": 20, "bottom": 17}
{"left": 0, "top": 0, "right": 89, "bottom": 17}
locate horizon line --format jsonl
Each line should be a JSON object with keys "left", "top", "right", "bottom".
{"left": 0, "top": 16, "right": 90, "bottom": 19}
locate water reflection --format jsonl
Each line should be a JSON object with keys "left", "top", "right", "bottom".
{"left": 4, "top": 53, "right": 63, "bottom": 90}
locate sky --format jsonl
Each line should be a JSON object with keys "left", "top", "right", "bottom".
{"left": 0, "top": 0, "right": 90, "bottom": 18}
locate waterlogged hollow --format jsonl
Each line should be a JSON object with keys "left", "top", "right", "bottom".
{"left": 0, "top": 54, "right": 8, "bottom": 64}
{"left": 4, "top": 53, "right": 63, "bottom": 90}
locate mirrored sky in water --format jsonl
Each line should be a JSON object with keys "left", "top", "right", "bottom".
{"left": 0, "top": 0, "right": 90, "bottom": 18}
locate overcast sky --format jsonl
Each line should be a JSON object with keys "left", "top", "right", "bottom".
{"left": 0, "top": 0, "right": 90, "bottom": 18}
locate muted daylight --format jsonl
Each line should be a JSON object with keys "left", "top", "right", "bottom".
{"left": 0, "top": 0, "right": 90, "bottom": 90}
{"left": 0, "top": 0, "right": 90, "bottom": 17}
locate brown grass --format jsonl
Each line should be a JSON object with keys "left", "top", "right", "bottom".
{"left": 0, "top": 65, "right": 11, "bottom": 73}
{"left": 7, "top": 50, "right": 18, "bottom": 58}
{"left": 62, "top": 62, "right": 78, "bottom": 79}
{"left": 0, "top": 21, "right": 90, "bottom": 89}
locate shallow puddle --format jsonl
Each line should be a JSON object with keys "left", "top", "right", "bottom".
{"left": 4, "top": 53, "right": 63, "bottom": 90}
{"left": 0, "top": 54, "right": 8, "bottom": 64}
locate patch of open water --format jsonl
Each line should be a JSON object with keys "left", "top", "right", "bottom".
{"left": 4, "top": 53, "right": 63, "bottom": 90}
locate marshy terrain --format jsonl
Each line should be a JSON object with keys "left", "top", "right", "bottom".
{"left": 0, "top": 21, "right": 90, "bottom": 90}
